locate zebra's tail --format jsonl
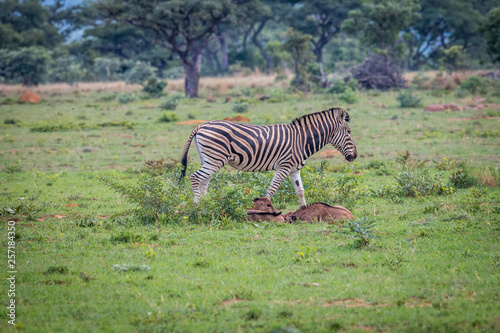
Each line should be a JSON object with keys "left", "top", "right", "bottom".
{"left": 179, "top": 124, "right": 202, "bottom": 183}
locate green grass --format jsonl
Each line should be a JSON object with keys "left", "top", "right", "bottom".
{"left": 1, "top": 88, "right": 499, "bottom": 332}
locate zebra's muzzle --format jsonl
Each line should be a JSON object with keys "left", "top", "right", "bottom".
{"left": 345, "top": 149, "right": 357, "bottom": 162}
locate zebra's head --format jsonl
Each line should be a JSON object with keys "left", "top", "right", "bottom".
{"left": 331, "top": 108, "right": 357, "bottom": 162}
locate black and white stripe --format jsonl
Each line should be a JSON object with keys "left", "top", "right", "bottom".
{"left": 179, "top": 107, "right": 357, "bottom": 206}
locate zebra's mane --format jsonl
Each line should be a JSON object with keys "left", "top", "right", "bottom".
{"left": 291, "top": 108, "right": 345, "bottom": 126}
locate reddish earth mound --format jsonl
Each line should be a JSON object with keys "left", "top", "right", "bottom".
{"left": 224, "top": 115, "right": 250, "bottom": 122}
{"left": 176, "top": 120, "right": 206, "bottom": 125}
{"left": 315, "top": 149, "right": 341, "bottom": 158}
{"left": 424, "top": 104, "right": 464, "bottom": 112}
{"left": 19, "top": 91, "right": 42, "bottom": 103}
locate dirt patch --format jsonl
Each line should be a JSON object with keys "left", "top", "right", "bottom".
{"left": 324, "top": 298, "right": 381, "bottom": 308}
{"left": 176, "top": 120, "right": 206, "bottom": 125}
{"left": 19, "top": 91, "right": 42, "bottom": 103}
{"left": 224, "top": 115, "right": 251, "bottom": 122}
{"left": 424, "top": 104, "right": 464, "bottom": 112}
{"left": 448, "top": 116, "right": 499, "bottom": 121}
{"left": 468, "top": 103, "right": 500, "bottom": 110}
{"left": 314, "top": 149, "right": 341, "bottom": 158}
{"left": 221, "top": 298, "right": 244, "bottom": 306}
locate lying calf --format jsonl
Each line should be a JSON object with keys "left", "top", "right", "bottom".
{"left": 284, "top": 202, "right": 354, "bottom": 223}
{"left": 247, "top": 197, "right": 285, "bottom": 222}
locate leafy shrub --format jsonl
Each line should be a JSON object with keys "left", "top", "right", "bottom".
{"left": 118, "top": 93, "right": 137, "bottom": 104}
{"left": 4, "top": 161, "right": 22, "bottom": 173}
{"left": 348, "top": 217, "right": 377, "bottom": 247}
{"left": 158, "top": 112, "right": 180, "bottom": 123}
{"left": 366, "top": 160, "right": 392, "bottom": 176}
{"left": 99, "top": 169, "right": 184, "bottom": 222}
{"left": 338, "top": 87, "right": 357, "bottom": 104}
{"left": 458, "top": 75, "right": 492, "bottom": 95}
{"left": 112, "top": 264, "right": 150, "bottom": 273}
{"left": 160, "top": 94, "right": 182, "bottom": 110}
{"left": 126, "top": 61, "right": 156, "bottom": 85}
{"left": 143, "top": 77, "right": 168, "bottom": 98}
{"left": 396, "top": 166, "right": 451, "bottom": 197}
{"left": 396, "top": 89, "right": 422, "bottom": 108}
{"left": 449, "top": 167, "right": 476, "bottom": 189}
{"left": 110, "top": 231, "right": 143, "bottom": 244}
{"left": 327, "top": 78, "right": 358, "bottom": 94}
{"left": 232, "top": 102, "right": 249, "bottom": 113}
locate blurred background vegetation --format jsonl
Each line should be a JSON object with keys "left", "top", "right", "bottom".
{"left": 0, "top": 0, "right": 499, "bottom": 97}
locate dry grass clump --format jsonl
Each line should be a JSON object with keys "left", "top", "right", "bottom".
{"left": 166, "top": 72, "right": 290, "bottom": 96}
{"left": 477, "top": 167, "right": 498, "bottom": 187}
{"left": 0, "top": 82, "right": 142, "bottom": 96}
{"left": 405, "top": 70, "right": 489, "bottom": 90}
{"left": 0, "top": 72, "right": 289, "bottom": 97}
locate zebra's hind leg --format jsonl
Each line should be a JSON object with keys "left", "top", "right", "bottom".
{"left": 265, "top": 169, "right": 291, "bottom": 201}
{"left": 289, "top": 170, "right": 307, "bottom": 207}
{"left": 190, "top": 168, "right": 219, "bottom": 204}
{"left": 200, "top": 175, "right": 212, "bottom": 196}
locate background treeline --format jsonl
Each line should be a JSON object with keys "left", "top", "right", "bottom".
{"left": 0, "top": 0, "right": 499, "bottom": 96}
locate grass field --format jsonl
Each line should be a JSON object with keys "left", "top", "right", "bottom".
{"left": 1, "top": 81, "right": 499, "bottom": 332}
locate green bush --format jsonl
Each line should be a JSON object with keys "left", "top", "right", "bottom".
{"left": 118, "top": 93, "right": 137, "bottom": 104}
{"left": 327, "top": 78, "right": 358, "bottom": 94}
{"left": 160, "top": 94, "right": 182, "bottom": 110}
{"left": 143, "top": 77, "right": 168, "bottom": 98}
{"left": 348, "top": 217, "right": 377, "bottom": 247}
{"left": 126, "top": 61, "right": 156, "bottom": 85}
{"left": 232, "top": 102, "right": 249, "bottom": 113}
{"left": 449, "top": 167, "right": 476, "bottom": 189}
{"left": 158, "top": 112, "right": 180, "bottom": 123}
{"left": 338, "top": 87, "right": 357, "bottom": 104}
{"left": 459, "top": 76, "right": 492, "bottom": 95}
{"left": 396, "top": 166, "right": 451, "bottom": 197}
{"left": 396, "top": 89, "right": 422, "bottom": 108}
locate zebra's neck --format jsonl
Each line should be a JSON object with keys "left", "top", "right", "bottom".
{"left": 294, "top": 116, "right": 333, "bottom": 160}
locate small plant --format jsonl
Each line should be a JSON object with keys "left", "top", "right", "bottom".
{"left": 338, "top": 87, "right": 357, "bottom": 104}
{"left": 45, "top": 266, "right": 69, "bottom": 275}
{"left": 294, "top": 246, "right": 319, "bottom": 263}
{"left": 110, "top": 231, "right": 143, "bottom": 244}
{"left": 384, "top": 246, "right": 409, "bottom": 270}
{"left": 348, "top": 217, "right": 377, "bottom": 247}
{"left": 396, "top": 89, "right": 422, "bottom": 108}
{"left": 4, "top": 160, "right": 22, "bottom": 173}
{"left": 112, "top": 264, "right": 151, "bottom": 273}
{"left": 434, "top": 158, "right": 458, "bottom": 171}
{"left": 160, "top": 94, "right": 182, "bottom": 110}
{"left": 396, "top": 166, "right": 446, "bottom": 197}
{"left": 143, "top": 77, "right": 168, "bottom": 98}
{"left": 118, "top": 93, "right": 137, "bottom": 104}
{"left": 193, "top": 257, "right": 213, "bottom": 267}
{"left": 449, "top": 167, "right": 476, "bottom": 189}
{"left": 158, "top": 112, "right": 180, "bottom": 123}
{"left": 232, "top": 102, "right": 249, "bottom": 113}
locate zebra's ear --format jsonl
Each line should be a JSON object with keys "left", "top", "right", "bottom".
{"left": 336, "top": 108, "right": 350, "bottom": 122}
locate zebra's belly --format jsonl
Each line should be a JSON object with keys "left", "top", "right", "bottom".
{"left": 227, "top": 154, "right": 278, "bottom": 172}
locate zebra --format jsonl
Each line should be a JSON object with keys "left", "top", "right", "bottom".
{"left": 179, "top": 107, "right": 357, "bottom": 207}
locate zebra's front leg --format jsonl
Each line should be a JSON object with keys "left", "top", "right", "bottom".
{"left": 289, "top": 170, "right": 307, "bottom": 208}
{"left": 266, "top": 169, "right": 290, "bottom": 201}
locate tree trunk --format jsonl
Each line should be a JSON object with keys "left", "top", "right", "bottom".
{"left": 252, "top": 20, "right": 273, "bottom": 73}
{"left": 183, "top": 53, "right": 202, "bottom": 98}
{"left": 217, "top": 33, "right": 228, "bottom": 72}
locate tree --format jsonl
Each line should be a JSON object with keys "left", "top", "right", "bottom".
{"left": 282, "top": 28, "right": 314, "bottom": 91}
{"left": 94, "top": 0, "right": 252, "bottom": 98}
{"left": 1, "top": 47, "right": 51, "bottom": 86}
{"left": 342, "top": 0, "right": 420, "bottom": 54}
{"left": 404, "top": 0, "right": 486, "bottom": 70}
{"left": 290, "top": 0, "right": 360, "bottom": 64}
{"left": 480, "top": 7, "right": 500, "bottom": 63}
